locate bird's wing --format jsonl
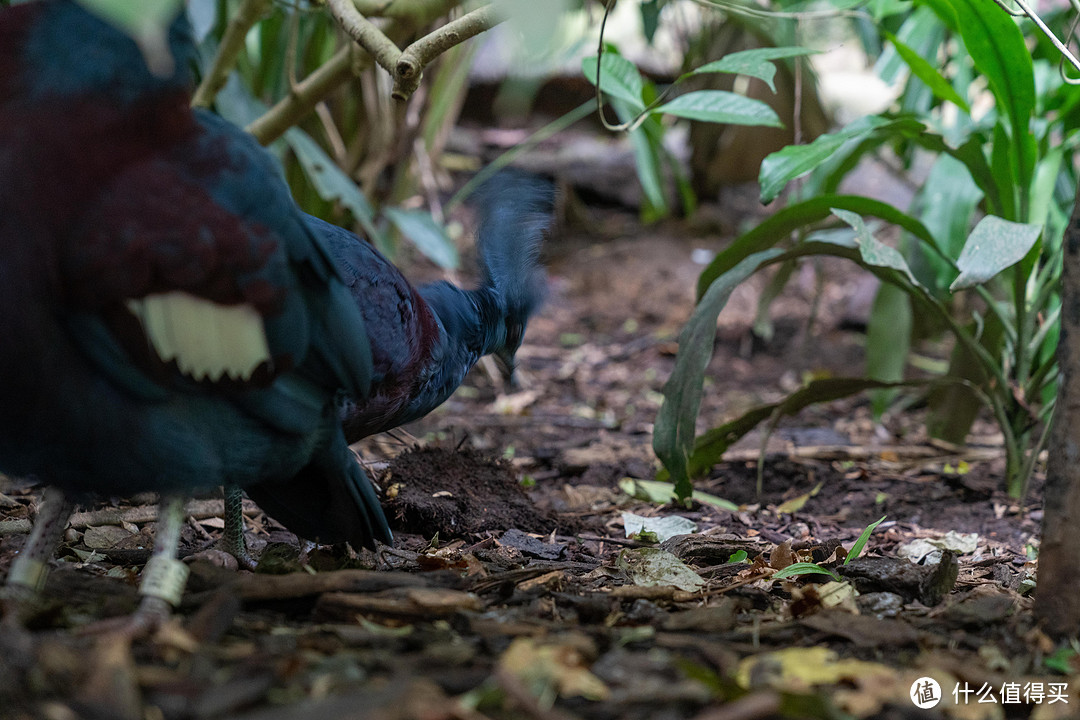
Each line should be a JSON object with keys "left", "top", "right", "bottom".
{"left": 304, "top": 214, "right": 437, "bottom": 378}
{"left": 61, "top": 110, "right": 372, "bottom": 407}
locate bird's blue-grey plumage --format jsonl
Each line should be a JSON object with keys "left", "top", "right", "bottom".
{"left": 0, "top": 0, "right": 391, "bottom": 550}
{"left": 333, "top": 170, "right": 554, "bottom": 439}
{"left": 241, "top": 172, "right": 555, "bottom": 536}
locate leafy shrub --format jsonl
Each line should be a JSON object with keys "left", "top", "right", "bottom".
{"left": 655, "top": 0, "right": 1078, "bottom": 498}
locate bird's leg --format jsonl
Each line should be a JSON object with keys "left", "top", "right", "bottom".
{"left": 220, "top": 484, "right": 258, "bottom": 570}
{"left": 0, "top": 488, "right": 71, "bottom": 670}
{"left": 1, "top": 486, "right": 74, "bottom": 626}
{"left": 77, "top": 494, "right": 191, "bottom": 637}
{"left": 127, "top": 493, "right": 190, "bottom": 633}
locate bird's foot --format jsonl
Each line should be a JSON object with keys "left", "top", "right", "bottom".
{"left": 215, "top": 536, "right": 258, "bottom": 571}
{"left": 0, "top": 588, "right": 36, "bottom": 663}
{"left": 230, "top": 544, "right": 259, "bottom": 572}
{"left": 76, "top": 595, "right": 175, "bottom": 639}
{"left": 0, "top": 571, "right": 47, "bottom": 631}
{"left": 1, "top": 487, "right": 71, "bottom": 627}
{"left": 0, "top": 610, "right": 36, "bottom": 686}
{"left": 0, "top": 581, "right": 37, "bottom": 610}
{"left": 79, "top": 550, "right": 190, "bottom": 638}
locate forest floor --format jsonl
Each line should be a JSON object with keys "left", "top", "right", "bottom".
{"left": 0, "top": 195, "right": 1066, "bottom": 720}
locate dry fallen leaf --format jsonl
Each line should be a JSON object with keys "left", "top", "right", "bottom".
{"left": 737, "top": 646, "right": 894, "bottom": 693}
{"left": 499, "top": 637, "right": 610, "bottom": 701}
{"left": 616, "top": 548, "right": 705, "bottom": 592}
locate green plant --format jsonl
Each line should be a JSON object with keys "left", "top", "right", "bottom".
{"left": 773, "top": 562, "right": 841, "bottom": 581}
{"left": 655, "top": 0, "right": 1078, "bottom": 498}
{"left": 844, "top": 515, "right": 885, "bottom": 564}
{"left": 188, "top": 0, "right": 514, "bottom": 267}
{"left": 582, "top": 0, "right": 817, "bottom": 221}
{"left": 772, "top": 515, "right": 885, "bottom": 581}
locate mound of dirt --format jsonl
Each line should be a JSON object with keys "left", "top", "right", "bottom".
{"left": 383, "top": 446, "right": 558, "bottom": 538}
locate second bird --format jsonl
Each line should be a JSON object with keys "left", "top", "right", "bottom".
{"left": 227, "top": 171, "right": 555, "bottom": 561}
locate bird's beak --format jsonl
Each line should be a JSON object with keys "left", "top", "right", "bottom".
{"left": 494, "top": 349, "right": 518, "bottom": 391}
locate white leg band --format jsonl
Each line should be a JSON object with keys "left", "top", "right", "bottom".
{"left": 6, "top": 558, "right": 49, "bottom": 592}
{"left": 139, "top": 556, "right": 190, "bottom": 607}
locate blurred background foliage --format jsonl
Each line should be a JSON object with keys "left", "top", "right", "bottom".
{"left": 191, "top": 0, "right": 501, "bottom": 266}
{"left": 182, "top": 0, "right": 816, "bottom": 264}
{"left": 653, "top": 0, "right": 1080, "bottom": 499}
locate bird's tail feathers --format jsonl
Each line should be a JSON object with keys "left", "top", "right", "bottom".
{"left": 244, "top": 429, "right": 392, "bottom": 549}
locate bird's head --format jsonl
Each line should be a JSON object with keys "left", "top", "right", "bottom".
{"left": 493, "top": 319, "right": 526, "bottom": 389}
{"left": 471, "top": 171, "right": 555, "bottom": 389}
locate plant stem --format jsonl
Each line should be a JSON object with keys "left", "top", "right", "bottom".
{"left": 246, "top": 46, "right": 356, "bottom": 145}
{"left": 393, "top": 5, "right": 501, "bottom": 99}
{"left": 192, "top": 0, "right": 272, "bottom": 109}
{"left": 326, "top": 0, "right": 402, "bottom": 72}
{"left": 328, "top": 0, "right": 501, "bottom": 101}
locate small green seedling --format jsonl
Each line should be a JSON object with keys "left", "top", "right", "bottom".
{"left": 844, "top": 515, "right": 886, "bottom": 565}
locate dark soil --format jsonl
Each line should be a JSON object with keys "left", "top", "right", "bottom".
{"left": 0, "top": 201, "right": 1063, "bottom": 720}
{"left": 383, "top": 446, "right": 562, "bottom": 537}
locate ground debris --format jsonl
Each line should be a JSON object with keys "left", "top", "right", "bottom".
{"left": 839, "top": 550, "right": 959, "bottom": 605}
{"left": 314, "top": 587, "right": 483, "bottom": 622}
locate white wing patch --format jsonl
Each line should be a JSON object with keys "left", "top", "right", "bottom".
{"left": 126, "top": 291, "right": 271, "bottom": 382}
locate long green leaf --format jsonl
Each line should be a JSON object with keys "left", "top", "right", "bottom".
{"left": 758, "top": 116, "right": 923, "bottom": 203}
{"left": 884, "top": 31, "right": 969, "bottom": 112}
{"left": 674, "top": 218, "right": 1014, "bottom": 482}
{"left": 1029, "top": 148, "right": 1065, "bottom": 232}
{"left": 844, "top": 515, "right": 886, "bottom": 564}
{"left": 383, "top": 208, "right": 459, "bottom": 270}
{"left": 923, "top": 0, "right": 1036, "bottom": 203}
{"left": 877, "top": 6, "right": 942, "bottom": 85}
{"left": 654, "top": 249, "right": 785, "bottom": 499}
{"left": 283, "top": 127, "right": 384, "bottom": 248}
{"left": 681, "top": 234, "right": 999, "bottom": 480}
{"left": 912, "top": 133, "right": 1002, "bottom": 218}
{"left": 696, "top": 195, "right": 942, "bottom": 299}
{"left": 582, "top": 53, "right": 645, "bottom": 110}
{"left": 618, "top": 479, "right": 739, "bottom": 511}
{"left": 773, "top": 563, "right": 842, "bottom": 581}
{"left": 914, "top": 153, "right": 984, "bottom": 283}
{"left": 867, "top": 283, "right": 911, "bottom": 417}
{"left": 833, "top": 208, "right": 921, "bottom": 285}
{"left": 615, "top": 98, "right": 668, "bottom": 219}
{"left": 690, "top": 47, "right": 817, "bottom": 93}
{"left": 653, "top": 90, "right": 782, "bottom": 127}
{"left": 681, "top": 377, "right": 928, "bottom": 479}
{"left": 927, "top": 314, "right": 1006, "bottom": 444}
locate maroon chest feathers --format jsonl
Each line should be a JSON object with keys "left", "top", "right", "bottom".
{"left": 2, "top": 91, "right": 196, "bottom": 229}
